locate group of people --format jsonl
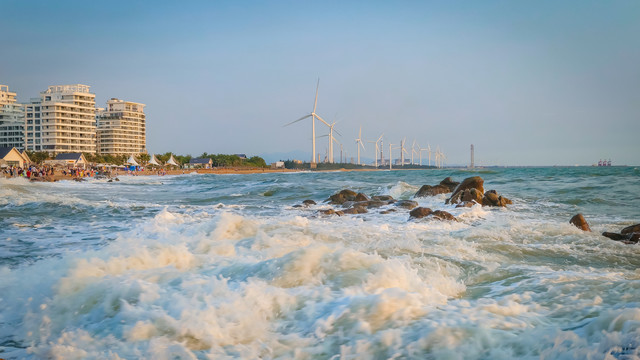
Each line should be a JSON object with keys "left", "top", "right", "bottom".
{"left": 2, "top": 165, "right": 55, "bottom": 179}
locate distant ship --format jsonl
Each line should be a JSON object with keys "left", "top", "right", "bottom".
{"left": 597, "top": 159, "right": 612, "bottom": 166}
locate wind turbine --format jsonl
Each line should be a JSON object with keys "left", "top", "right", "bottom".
{"left": 427, "top": 144, "right": 432, "bottom": 167}
{"left": 327, "top": 122, "right": 341, "bottom": 163}
{"left": 283, "top": 79, "right": 330, "bottom": 165}
{"left": 388, "top": 142, "right": 396, "bottom": 170}
{"left": 399, "top": 138, "right": 409, "bottom": 166}
{"left": 411, "top": 140, "right": 418, "bottom": 165}
{"left": 368, "top": 133, "right": 383, "bottom": 167}
{"left": 355, "top": 126, "right": 366, "bottom": 165}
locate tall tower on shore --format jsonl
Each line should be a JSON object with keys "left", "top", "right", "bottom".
{"left": 470, "top": 144, "right": 474, "bottom": 168}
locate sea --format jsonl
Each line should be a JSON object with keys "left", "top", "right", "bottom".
{"left": 1, "top": 167, "right": 639, "bottom": 360}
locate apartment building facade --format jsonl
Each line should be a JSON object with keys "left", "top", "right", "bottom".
{"left": 0, "top": 85, "right": 25, "bottom": 150}
{"left": 96, "top": 98, "right": 146, "bottom": 155}
{"left": 25, "top": 84, "right": 96, "bottom": 153}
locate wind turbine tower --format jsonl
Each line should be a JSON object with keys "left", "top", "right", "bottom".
{"left": 470, "top": 144, "right": 475, "bottom": 168}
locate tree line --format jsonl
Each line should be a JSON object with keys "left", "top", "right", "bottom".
{"left": 24, "top": 151, "right": 267, "bottom": 168}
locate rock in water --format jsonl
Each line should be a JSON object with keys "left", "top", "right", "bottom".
{"left": 447, "top": 176, "right": 484, "bottom": 204}
{"left": 302, "top": 199, "right": 317, "bottom": 206}
{"left": 414, "top": 184, "right": 450, "bottom": 198}
{"left": 326, "top": 189, "right": 358, "bottom": 204}
{"left": 431, "top": 210, "right": 457, "bottom": 221}
{"left": 621, "top": 224, "right": 640, "bottom": 235}
{"left": 482, "top": 190, "right": 513, "bottom": 207}
{"left": 439, "top": 177, "right": 460, "bottom": 192}
{"left": 395, "top": 200, "right": 419, "bottom": 210}
{"left": 602, "top": 232, "right": 630, "bottom": 241}
{"left": 355, "top": 193, "right": 370, "bottom": 202}
{"left": 409, "top": 207, "right": 433, "bottom": 219}
{"left": 570, "top": 214, "right": 591, "bottom": 232}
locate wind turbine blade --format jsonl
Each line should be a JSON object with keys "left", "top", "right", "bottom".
{"left": 360, "top": 141, "right": 366, "bottom": 151}
{"left": 283, "top": 114, "right": 312, "bottom": 127}
{"left": 314, "top": 114, "right": 330, "bottom": 127}
{"left": 313, "top": 78, "right": 320, "bottom": 113}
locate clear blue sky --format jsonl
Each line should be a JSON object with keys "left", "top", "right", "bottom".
{"left": 2, "top": 0, "right": 639, "bottom": 165}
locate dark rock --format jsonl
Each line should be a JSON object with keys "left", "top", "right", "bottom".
{"left": 439, "top": 177, "right": 460, "bottom": 192}
{"left": 395, "top": 200, "right": 419, "bottom": 210}
{"left": 380, "top": 209, "right": 397, "bottom": 214}
{"left": 449, "top": 188, "right": 483, "bottom": 205}
{"left": 319, "top": 209, "right": 336, "bottom": 215}
{"left": 602, "top": 232, "right": 632, "bottom": 241}
{"left": 343, "top": 206, "right": 368, "bottom": 214}
{"left": 482, "top": 190, "right": 513, "bottom": 207}
{"left": 326, "top": 189, "right": 358, "bottom": 204}
{"left": 372, "top": 195, "right": 395, "bottom": 202}
{"left": 447, "top": 176, "right": 484, "bottom": 204}
{"left": 355, "top": 193, "right": 370, "bottom": 202}
{"left": 292, "top": 204, "right": 303, "bottom": 208}
{"left": 431, "top": 210, "right": 457, "bottom": 221}
{"left": 363, "top": 200, "right": 387, "bottom": 208}
{"left": 409, "top": 207, "right": 433, "bottom": 219}
{"left": 415, "top": 184, "right": 451, "bottom": 198}
{"left": 569, "top": 214, "right": 591, "bottom": 232}
{"left": 621, "top": 224, "right": 640, "bottom": 235}
{"left": 302, "top": 199, "right": 317, "bottom": 206}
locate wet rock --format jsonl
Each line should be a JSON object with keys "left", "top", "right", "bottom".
{"left": 409, "top": 207, "right": 433, "bottom": 219}
{"left": 449, "top": 188, "right": 483, "bottom": 205}
{"left": 292, "top": 204, "right": 303, "bottom": 208}
{"left": 395, "top": 200, "right": 419, "bottom": 210}
{"left": 447, "top": 176, "right": 484, "bottom": 204}
{"left": 439, "top": 177, "right": 460, "bottom": 192}
{"left": 363, "top": 200, "right": 387, "bottom": 208}
{"left": 355, "top": 193, "right": 370, "bottom": 202}
{"left": 621, "top": 224, "right": 640, "bottom": 235}
{"left": 319, "top": 209, "right": 344, "bottom": 216}
{"left": 482, "top": 190, "right": 513, "bottom": 207}
{"left": 326, "top": 189, "right": 358, "bottom": 204}
{"left": 431, "top": 210, "right": 457, "bottom": 221}
{"left": 380, "top": 209, "right": 397, "bottom": 214}
{"left": 602, "top": 232, "right": 631, "bottom": 241}
{"left": 569, "top": 214, "right": 591, "bottom": 232}
{"left": 343, "top": 206, "right": 368, "bottom": 214}
{"left": 372, "top": 195, "right": 396, "bottom": 203}
{"left": 302, "top": 199, "right": 317, "bottom": 206}
{"left": 414, "top": 184, "right": 450, "bottom": 198}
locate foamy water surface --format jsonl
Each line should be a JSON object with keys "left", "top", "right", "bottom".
{"left": 1, "top": 167, "right": 639, "bottom": 359}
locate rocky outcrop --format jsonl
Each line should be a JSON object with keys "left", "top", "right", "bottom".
{"left": 409, "top": 207, "right": 456, "bottom": 221}
{"left": 446, "top": 176, "right": 484, "bottom": 205}
{"left": 409, "top": 207, "right": 432, "bottom": 218}
{"left": 355, "top": 193, "right": 370, "bottom": 202}
{"left": 326, "top": 189, "right": 358, "bottom": 205}
{"left": 482, "top": 190, "right": 513, "bottom": 207}
{"left": 395, "top": 200, "right": 419, "bottom": 210}
{"left": 343, "top": 206, "right": 368, "bottom": 214}
{"left": 440, "top": 177, "right": 460, "bottom": 192}
{"left": 415, "top": 184, "right": 451, "bottom": 197}
{"left": 602, "top": 223, "right": 640, "bottom": 244}
{"left": 302, "top": 199, "right": 317, "bottom": 206}
{"left": 431, "top": 210, "right": 457, "bottom": 221}
{"left": 414, "top": 177, "right": 460, "bottom": 198}
{"left": 621, "top": 224, "right": 640, "bottom": 235}
{"left": 372, "top": 195, "right": 395, "bottom": 202}
{"left": 320, "top": 209, "right": 344, "bottom": 216}
{"left": 569, "top": 214, "right": 591, "bottom": 232}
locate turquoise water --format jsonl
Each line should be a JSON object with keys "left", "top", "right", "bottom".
{"left": 1, "top": 167, "right": 639, "bottom": 359}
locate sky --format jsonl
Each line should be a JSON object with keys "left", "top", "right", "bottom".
{"left": 1, "top": 0, "right": 639, "bottom": 166}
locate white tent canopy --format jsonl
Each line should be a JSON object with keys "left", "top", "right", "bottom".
{"left": 126, "top": 154, "right": 139, "bottom": 166}
{"left": 166, "top": 155, "right": 179, "bottom": 166}
{"left": 148, "top": 154, "right": 161, "bottom": 166}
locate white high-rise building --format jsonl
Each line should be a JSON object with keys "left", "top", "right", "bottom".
{"left": 25, "top": 84, "right": 96, "bottom": 154}
{"left": 0, "top": 85, "right": 25, "bottom": 150}
{"left": 96, "top": 98, "right": 146, "bottom": 155}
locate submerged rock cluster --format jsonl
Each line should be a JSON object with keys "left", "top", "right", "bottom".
{"left": 294, "top": 175, "right": 513, "bottom": 222}
{"left": 570, "top": 213, "right": 639, "bottom": 245}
